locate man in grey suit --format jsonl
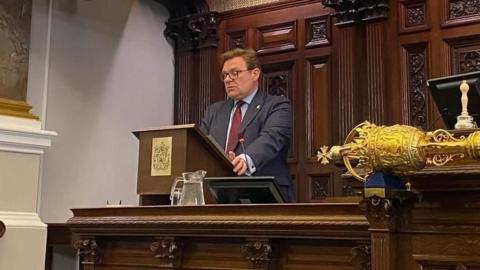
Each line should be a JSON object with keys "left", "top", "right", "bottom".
{"left": 200, "top": 48, "right": 294, "bottom": 202}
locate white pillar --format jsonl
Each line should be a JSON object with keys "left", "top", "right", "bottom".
{"left": 0, "top": 115, "right": 56, "bottom": 270}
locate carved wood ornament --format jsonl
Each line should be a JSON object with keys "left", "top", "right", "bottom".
{"left": 73, "top": 238, "right": 102, "bottom": 263}
{"left": 351, "top": 243, "right": 372, "bottom": 270}
{"left": 359, "top": 194, "right": 416, "bottom": 230}
{"left": 241, "top": 239, "right": 272, "bottom": 268}
{"left": 165, "top": 12, "right": 219, "bottom": 52}
{"left": 360, "top": 196, "right": 400, "bottom": 229}
{"left": 150, "top": 237, "right": 183, "bottom": 268}
{"left": 322, "top": 0, "right": 389, "bottom": 25}
{"left": 449, "top": 0, "right": 480, "bottom": 19}
{"left": 408, "top": 48, "right": 428, "bottom": 130}
{"left": 407, "top": 5, "right": 425, "bottom": 26}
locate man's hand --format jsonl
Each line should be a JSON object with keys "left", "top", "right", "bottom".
{"left": 227, "top": 151, "right": 247, "bottom": 176}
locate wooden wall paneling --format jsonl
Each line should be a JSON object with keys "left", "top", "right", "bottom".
{"left": 260, "top": 59, "right": 297, "bottom": 161}
{"left": 226, "top": 30, "right": 247, "bottom": 50}
{"left": 449, "top": 37, "right": 480, "bottom": 74}
{"left": 398, "top": 0, "right": 430, "bottom": 34}
{"left": 308, "top": 173, "right": 333, "bottom": 201}
{"left": 305, "top": 57, "right": 331, "bottom": 161}
{"left": 400, "top": 43, "right": 430, "bottom": 130}
{"left": 441, "top": 0, "right": 480, "bottom": 28}
{"left": 280, "top": 240, "right": 361, "bottom": 269}
{"left": 256, "top": 21, "right": 297, "bottom": 55}
{"left": 305, "top": 15, "right": 331, "bottom": 48}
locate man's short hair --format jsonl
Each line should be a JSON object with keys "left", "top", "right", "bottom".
{"left": 221, "top": 48, "right": 260, "bottom": 70}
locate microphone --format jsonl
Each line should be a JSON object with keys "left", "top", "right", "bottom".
{"left": 238, "top": 133, "right": 250, "bottom": 171}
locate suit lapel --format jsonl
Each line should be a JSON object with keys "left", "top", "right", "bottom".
{"left": 214, "top": 99, "right": 233, "bottom": 150}
{"left": 239, "top": 90, "right": 265, "bottom": 135}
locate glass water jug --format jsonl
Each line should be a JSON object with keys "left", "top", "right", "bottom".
{"left": 170, "top": 170, "right": 206, "bottom": 206}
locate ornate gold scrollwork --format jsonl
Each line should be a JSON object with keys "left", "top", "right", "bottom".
{"left": 318, "top": 121, "right": 480, "bottom": 181}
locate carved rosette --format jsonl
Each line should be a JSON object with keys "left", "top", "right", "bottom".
{"left": 150, "top": 237, "right": 183, "bottom": 268}
{"left": 449, "top": 0, "right": 480, "bottom": 19}
{"left": 165, "top": 12, "right": 219, "bottom": 52}
{"left": 351, "top": 243, "right": 372, "bottom": 270}
{"left": 322, "top": 0, "right": 389, "bottom": 25}
{"left": 0, "top": 220, "right": 5, "bottom": 238}
{"left": 241, "top": 239, "right": 272, "bottom": 268}
{"left": 312, "top": 23, "right": 327, "bottom": 41}
{"left": 407, "top": 5, "right": 425, "bottom": 26}
{"left": 73, "top": 238, "right": 102, "bottom": 263}
{"left": 408, "top": 49, "right": 427, "bottom": 130}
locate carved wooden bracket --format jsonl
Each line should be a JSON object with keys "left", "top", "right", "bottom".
{"left": 359, "top": 193, "right": 416, "bottom": 230}
{"left": 73, "top": 238, "right": 102, "bottom": 263}
{"left": 165, "top": 12, "right": 219, "bottom": 52}
{"left": 0, "top": 220, "right": 5, "bottom": 238}
{"left": 351, "top": 242, "right": 372, "bottom": 270}
{"left": 150, "top": 237, "right": 183, "bottom": 268}
{"left": 322, "top": 0, "right": 389, "bottom": 26}
{"left": 241, "top": 239, "right": 272, "bottom": 268}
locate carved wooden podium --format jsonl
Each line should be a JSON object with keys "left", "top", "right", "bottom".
{"left": 133, "top": 124, "right": 233, "bottom": 205}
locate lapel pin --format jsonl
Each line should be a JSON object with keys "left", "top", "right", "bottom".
{"left": 256, "top": 105, "right": 261, "bottom": 110}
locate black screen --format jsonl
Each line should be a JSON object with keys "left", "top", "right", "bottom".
{"left": 205, "top": 176, "right": 285, "bottom": 204}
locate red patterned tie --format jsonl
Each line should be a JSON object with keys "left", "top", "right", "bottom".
{"left": 226, "top": 100, "right": 245, "bottom": 153}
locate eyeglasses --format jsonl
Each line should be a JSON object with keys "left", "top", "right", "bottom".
{"left": 219, "top": 70, "right": 251, "bottom": 81}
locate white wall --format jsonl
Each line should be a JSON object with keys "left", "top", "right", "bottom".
{"left": 27, "top": 0, "right": 174, "bottom": 223}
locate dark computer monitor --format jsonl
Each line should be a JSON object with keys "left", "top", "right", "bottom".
{"left": 205, "top": 176, "right": 285, "bottom": 204}
{"left": 427, "top": 71, "right": 480, "bottom": 129}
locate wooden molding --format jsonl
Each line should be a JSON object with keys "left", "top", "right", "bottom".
{"left": 0, "top": 98, "right": 39, "bottom": 120}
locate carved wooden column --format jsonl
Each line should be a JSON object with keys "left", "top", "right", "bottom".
{"left": 196, "top": 12, "right": 221, "bottom": 122}
{"left": 323, "top": 0, "right": 365, "bottom": 143}
{"left": 359, "top": 194, "right": 415, "bottom": 270}
{"left": 165, "top": 11, "right": 219, "bottom": 125}
{"left": 363, "top": 1, "right": 389, "bottom": 125}
{"left": 323, "top": 1, "right": 390, "bottom": 134}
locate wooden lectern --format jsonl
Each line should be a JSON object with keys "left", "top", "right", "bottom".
{"left": 133, "top": 124, "right": 233, "bottom": 205}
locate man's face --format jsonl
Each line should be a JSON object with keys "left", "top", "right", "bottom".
{"left": 222, "top": 56, "right": 260, "bottom": 100}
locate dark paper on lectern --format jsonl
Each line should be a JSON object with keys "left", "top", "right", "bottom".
{"left": 205, "top": 176, "right": 285, "bottom": 204}
{"left": 427, "top": 71, "right": 480, "bottom": 129}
